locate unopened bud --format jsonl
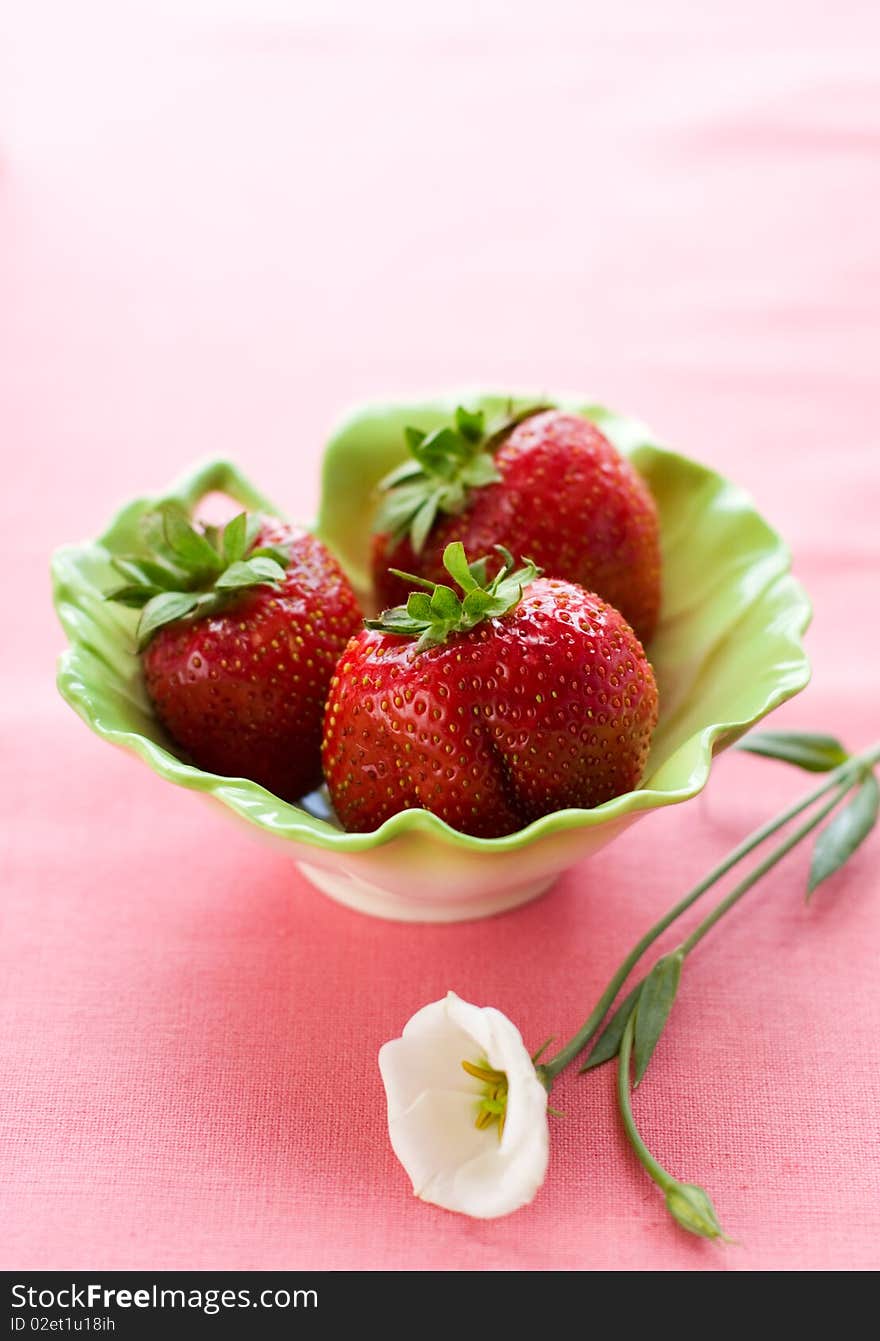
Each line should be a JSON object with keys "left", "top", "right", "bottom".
{"left": 664, "top": 1182, "right": 731, "bottom": 1241}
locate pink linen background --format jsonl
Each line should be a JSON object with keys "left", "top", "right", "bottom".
{"left": 1, "top": 0, "right": 879, "bottom": 1270}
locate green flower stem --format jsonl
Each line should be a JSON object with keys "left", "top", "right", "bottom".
{"left": 678, "top": 781, "right": 852, "bottom": 956}
{"left": 542, "top": 741, "right": 880, "bottom": 1082}
{"left": 616, "top": 1011, "right": 671, "bottom": 1189}
{"left": 611, "top": 776, "right": 858, "bottom": 1244}
{"left": 617, "top": 1010, "right": 731, "bottom": 1240}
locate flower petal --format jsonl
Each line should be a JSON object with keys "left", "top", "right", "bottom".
{"left": 379, "top": 1000, "right": 483, "bottom": 1118}
{"left": 386, "top": 1089, "right": 487, "bottom": 1201}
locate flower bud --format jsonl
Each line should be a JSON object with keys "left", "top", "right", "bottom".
{"left": 664, "top": 1182, "right": 730, "bottom": 1240}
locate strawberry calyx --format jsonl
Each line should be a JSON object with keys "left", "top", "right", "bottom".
{"left": 366, "top": 541, "right": 541, "bottom": 651}
{"left": 105, "top": 503, "right": 291, "bottom": 650}
{"left": 373, "top": 402, "right": 553, "bottom": 553}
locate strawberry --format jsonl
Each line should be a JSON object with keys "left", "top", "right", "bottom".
{"left": 108, "top": 504, "right": 361, "bottom": 801}
{"left": 372, "top": 406, "right": 662, "bottom": 644}
{"left": 323, "top": 542, "right": 658, "bottom": 837}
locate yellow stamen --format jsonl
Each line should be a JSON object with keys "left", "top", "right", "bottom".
{"left": 461, "top": 1060, "right": 506, "bottom": 1085}
{"left": 463, "top": 1056, "right": 511, "bottom": 1137}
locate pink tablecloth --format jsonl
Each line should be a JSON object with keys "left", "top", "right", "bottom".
{"left": 2, "top": 2, "right": 879, "bottom": 1271}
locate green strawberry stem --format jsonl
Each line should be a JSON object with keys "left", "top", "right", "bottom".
{"left": 540, "top": 739, "right": 880, "bottom": 1083}
{"left": 104, "top": 502, "right": 291, "bottom": 649}
{"left": 373, "top": 402, "right": 551, "bottom": 552}
{"left": 366, "top": 541, "right": 541, "bottom": 651}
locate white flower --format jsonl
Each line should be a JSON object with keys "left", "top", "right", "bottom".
{"left": 378, "top": 991, "right": 550, "bottom": 1218}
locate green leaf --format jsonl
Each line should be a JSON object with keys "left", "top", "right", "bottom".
{"left": 214, "top": 557, "right": 286, "bottom": 590}
{"left": 222, "top": 512, "right": 248, "bottom": 565}
{"left": 414, "top": 427, "right": 462, "bottom": 474}
{"left": 440, "top": 481, "right": 467, "bottom": 514}
{"left": 248, "top": 544, "right": 291, "bottom": 568}
{"left": 492, "top": 561, "right": 541, "bottom": 610}
{"left": 110, "top": 506, "right": 287, "bottom": 644}
{"left": 366, "top": 608, "right": 418, "bottom": 636}
{"left": 468, "top": 556, "right": 490, "bottom": 586}
{"left": 244, "top": 513, "right": 263, "bottom": 551}
{"left": 247, "top": 556, "right": 288, "bottom": 583}
{"left": 388, "top": 567, "right": 436, "bottom": 593}
{"left": 141, "top": 510, "right": 170, "bottom": 557}
{"left": 633, "top": 950, "right": 683, "bottom": 1086}
{"left": 807, "top": 772, "right": 879, "bottom": 896}
{"left": 414, "top": 624, "right": 450, "bottom": 652}
{"left": 442, "top": 541, "right": 479, "bottom": 593}
{"left": 367, "top": 540, "right": 539, "bottom": 651}
{"left": 111, "top": 555, "right": 186, "bottom": 589}
{"left": 579, "top": 985, "right": 642, "bottom": 1072}
{"left": 489, "top": 545, "right": 516, "bottom": 581}
{"left": 461, "top": 588, "right": 495, "bottom": 622}
{"left": 405, "top": 591, "right": 433, "bottom": 622}
{"left": 159, "top": 503, "right": 223, "bottom": 575}
{"left": 664, "top": 1182, "right": 730, "bottom": 1241}
{"left": 378, "top": 459, "right": 423, "bottom": 492}
{"left": 376, "top": 482, "right": 431, "bottom": 538}
{"left": 736, "top": 730, "right": 849, "bottom": 772}
{"left": 410, "top": 496, "right": 439, "bottom": 554}
{"left": 428, "top": 584, "right": 461, "bottom": 621}
{"left": 482, "top": 402, "right": 555, "bottom": 453}
{"left": 105, "top": 584, "right": 160, "bottom": 609}
{"left": 462, "top": 455, "right": 503, "bottom": 489}
{"left": 454, "top": 405, "right": 485, "bottom": 443}
{"left": 404, "top": 426, "right": 426, "bottom": 453}
{"left": 137, "top": 591, "right": 201, "bottom": 649}
{"left": 374, "top": 407, "right": 520, "bottom": 547}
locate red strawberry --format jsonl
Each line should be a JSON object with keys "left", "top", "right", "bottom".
{"left": 108, "top": 504, "right": 361, "bottom": 801}
{"left": 372, "top": 406, "right": 662, "bottom": 643}
{"left": 323, "top": 542, "right": 658, "bottom": 837}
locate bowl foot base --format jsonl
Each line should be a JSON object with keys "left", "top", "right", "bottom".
{"left": 296, "top": 862, "right": 556, "bottom": 923}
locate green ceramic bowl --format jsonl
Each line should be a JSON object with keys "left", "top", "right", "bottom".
{"left": 52, "top": 392, "right": 811, "bottom": 922}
